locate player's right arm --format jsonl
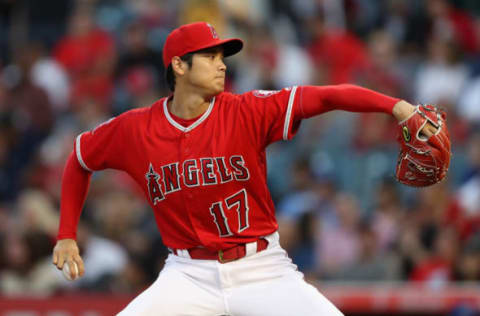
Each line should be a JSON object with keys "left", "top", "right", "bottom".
{"left": 52, "top": 113, "right": 129, "bottom": 279}
{"left": 52, "top": 151, "right": 90, "bottom": 279}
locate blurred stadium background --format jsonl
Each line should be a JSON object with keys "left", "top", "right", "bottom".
{"left": 0, "top": 0, "right": 479, "bottom": 315}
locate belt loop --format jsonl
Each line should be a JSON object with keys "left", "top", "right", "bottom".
{"left": 245, "top": 241, "right": 257, "bottom": 256}
{"left": 263, "top": 231, "right": 278, "bottom": 248}
{"left": 184, "top": 249, "right": 192, "bottom": 259}
{"left": 177, "top": 249, "right": 191, "bottom": 258}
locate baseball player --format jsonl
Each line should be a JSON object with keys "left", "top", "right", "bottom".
{"left": 52, "top": 22, "right": 445, "bottom": 315}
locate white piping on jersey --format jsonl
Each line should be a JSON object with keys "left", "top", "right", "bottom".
{"left": 163, "top": 97, "right": 216, "bottom": 133}
{"left": 75, "top": 133, "right": 93, "bottom": 172}
{"left": 283, "top": 86, "right": 298, "bottom": 140}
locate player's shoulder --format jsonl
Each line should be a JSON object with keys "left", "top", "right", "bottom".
{"left": 216, "top": 90, "right": 271, "bottom": 105}
{"left": 221, "top": 88, "right": 291, "bottom": 108}
{"left": 248, "top": 88, "right": 292, "bottom": 99}
{"left": 121, "top": 99, "right": 162, "bottom": 117}
{"left": 116, "top": 98, "right": 164, "bottom": 123}
{"left": 235, "top": 88, "right": 290, "bottom": 100}
{"left": 216, "top": 91, "right": 241, "bottom": 104}
{"left": 91, "top": 98, "right": 163, "bottom": 136}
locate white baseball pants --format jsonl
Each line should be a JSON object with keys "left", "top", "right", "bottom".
{"left": 117, "top": 232, "right": 343, "bottom": 316}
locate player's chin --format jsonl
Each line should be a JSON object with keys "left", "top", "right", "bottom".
{"left": 211, "top": 83, "right": 225, "bottom": 95}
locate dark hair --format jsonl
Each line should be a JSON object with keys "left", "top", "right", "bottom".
{"left": 165, "top": 53, "right": 194, "bottom": 92}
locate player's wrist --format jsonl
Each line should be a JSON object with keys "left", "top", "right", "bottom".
{"left": 56, "top": 234, "right": 77, "bottom": 242}
{"left": 392, "top": 100, "right": 415, "bottom": 122}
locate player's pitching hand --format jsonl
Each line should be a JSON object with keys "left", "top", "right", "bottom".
{"left": 52, "top": 238, "right": 85, "bottom": 280}
{"left": 392, "top": 100, "right": 437, "bottom": 137}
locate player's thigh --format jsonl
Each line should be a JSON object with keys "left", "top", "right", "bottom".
{"left": 228, "top": 273, "right": 344, "bottom": 316}
{"left": 117, "top": 266, "right": 224, "bottom": 316}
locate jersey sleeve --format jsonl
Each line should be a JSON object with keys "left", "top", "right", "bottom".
{"left": 297, "top": 84, "right": 400, "bottom": 118}
{"left": 75, "top": 115, "right": 128, "bottom": 172}
{"left": 240, "top": 86, "right": 302, "bottom": 147}
{"left": 57, "top": 151, "right": 92, "bottom": 240}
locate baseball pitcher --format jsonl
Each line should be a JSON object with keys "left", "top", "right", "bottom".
{"left": 52, "top": 22, "right": 451, "bottom": 315}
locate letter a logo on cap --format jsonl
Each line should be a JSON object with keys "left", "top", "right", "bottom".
{"left": 207, "top": 23, "right": 219, "bottom": 39}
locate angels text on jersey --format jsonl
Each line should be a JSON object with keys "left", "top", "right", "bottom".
{"left": 145, "top": 155, "right": 250, "bottom": 205}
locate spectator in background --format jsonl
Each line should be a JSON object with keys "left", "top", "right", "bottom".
{"left": 371, "top": 179, "right": 405, "bottom": 253}
{"left": 0, "top": 46, "right": 53, "bottom": 201}
{"left": 426, "top": 0, "right": 478, "bottom": 55}
{"left": 29, "top": 42, "right": 70, "bottom": 114}
{"left": 53, "top": 5, "right": 116, "bottom": 112}
{"left": 399, "top": 183, "right": 454, "bottom": 280}
{"left": 273, "top": 39, "right": 314, "bottom": 89}
{"left": 446, "top": 132, "right": 480, "bottom": 242}
{"left": 234, "top": 25, "right": 278, "bottom": 92}
{"left": 0, "top": 231, "right": 39, "bottom": 295}
{"left": 121, "top": 230, "right": 169, "bottom": 288}
{"left": 332, "top": 222, "right": 401, "bottom": 281}
{"left": 2, "top": 46, "right": 54, "bottom": 140}
{"left": 178, "top": 0, "right": 226, "bottom": 35}
{"left": 363, "top": 30, "right": 405, "bottom": 97}
{"left": 0, "top": 225, "right": 59, "bottom": 295}
{"left": 235, "top": 16, "right": 310, "bottom": 93}
{"left": 414, "top": 35, "right": 470, "bottom": 144}
{"left": 454, "top": 232, "right": 480, "bottom": 282}
{"left": 458, "top": 74, "right": 480, "bottom": 125}
{"left": 36, "top": 126, "right": 78, "bottom": 202}
{"left": 383, "top": 0, "right": 415, "bottom": 45}
{"left": 221, "top": 0, "right": 270, "bottom": 27}
{"left": 277, "top": 158, "right": 319, "bottom": 252}
{"left": 65, "top": 223, "right": 128, "bottom": 292}
{"left": 415, "top": 37, "right": 468, "bottom": 108}
{"left": 276, "top": 157, "right": 338, "bottom": 276}
{"left": 17, "top": 189, "right": 59, "bottom": 238}
{"left": 89, "top": 184, "right": 146, "bottom": 243}
{"left": 0, "top": 189, "right": 63, "bottom": 295}
{"left": 409, "top": 227, "right": 459, "bottom": 288}
{"left": 0, "top": 86, "right": 16, "bottom": 200}
{"left": 26, "top": 0, "right": 72, "bottom": 49}
{"left": 307, "top": 12, "right": 369, "bottom": 85}
{"left": 109, "top": 255, "right": 151, "bottom": 294}
{"left": 316, "top": 193, "right": 362, "bottom": 279}
{"left": 114, "top": 20, "right": 165, "bottom": 114}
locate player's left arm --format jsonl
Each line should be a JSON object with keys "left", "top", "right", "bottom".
{"left": 298, "top": 84, "right": 451, "bottom": 186}
{"left": 297, "top": 84, "right": 437, "bottom": 136}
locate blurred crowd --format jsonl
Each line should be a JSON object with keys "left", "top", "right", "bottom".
{"left": 0, "top": 0, "right": 479, "bottom": 300}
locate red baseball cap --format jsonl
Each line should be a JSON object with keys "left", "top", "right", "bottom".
{"left": 162, "top": 22, "right": 243, "bottom": 67}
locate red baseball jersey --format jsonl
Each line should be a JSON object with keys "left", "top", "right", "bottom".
{"left": 75, "top": 87, "right": 302, "bottom": 250}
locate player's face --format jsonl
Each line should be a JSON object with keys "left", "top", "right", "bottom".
{"left": 186, "top": 47, "right": 226, "bottom": 96}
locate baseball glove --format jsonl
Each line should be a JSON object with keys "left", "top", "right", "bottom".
{"left": 395, "top": 104, "right": 451, "bottom": 187}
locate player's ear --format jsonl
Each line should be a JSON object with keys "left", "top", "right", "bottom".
{"left": 171, "top": 56, "right": 187, "bottom": 77}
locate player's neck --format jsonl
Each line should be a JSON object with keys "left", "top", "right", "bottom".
{"left": 169, "top": 90, "right": 212, "bottom": 120}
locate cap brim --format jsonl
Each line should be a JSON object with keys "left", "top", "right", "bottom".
{"left": 190, "top": 38, "right": 243, "bottom": 58}
{"left": 219, "top": 38, "right": 243, "bottom": 57}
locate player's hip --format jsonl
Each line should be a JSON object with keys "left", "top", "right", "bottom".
{"left": 164, "top": 231, "right": 303, "bottom": 287}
